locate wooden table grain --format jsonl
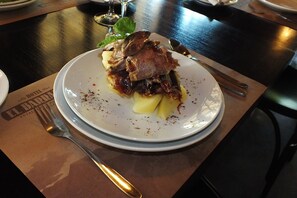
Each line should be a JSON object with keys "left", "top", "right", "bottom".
{"left": 1, "top": 0, "right": 296, "bottom": 93}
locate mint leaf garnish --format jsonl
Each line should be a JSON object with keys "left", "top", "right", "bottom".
{"left": 114, "top": 17, "right": 136, "bottom": 35}
{"left": 97, "top": 17, "right": 136, "bottom": 48}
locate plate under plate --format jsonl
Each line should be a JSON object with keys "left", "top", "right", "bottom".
{"left": 54, "top": 54, "right": 225, "bottom": 152}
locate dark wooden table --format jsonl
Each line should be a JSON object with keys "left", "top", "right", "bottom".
{"left": 1, "top": 0, "right": 297, "bottom": 93}
{"left": 0, "top": 0, "right": 297, "bottom": 196}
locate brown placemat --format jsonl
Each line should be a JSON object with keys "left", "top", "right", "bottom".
{"left": 0, "top": 33, "right": 266, "bottom": 197}
{"left": 0, "top": 0, "right": 89, "bottom": 26}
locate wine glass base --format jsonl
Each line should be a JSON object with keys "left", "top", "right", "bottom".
{"left": 94, "top": 13, "right": 120, "bottom": 26}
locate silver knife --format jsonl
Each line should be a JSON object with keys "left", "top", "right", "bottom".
{"left": 169, "top": 38, "right": 247, "bottom": 97}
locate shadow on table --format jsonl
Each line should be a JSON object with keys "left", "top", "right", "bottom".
{"left": 0, "top": 150, "right": 45, "bottom": 197}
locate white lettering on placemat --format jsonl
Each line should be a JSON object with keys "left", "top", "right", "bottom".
{"left": 1, "top": 90, "right": 53, "bottom": 121}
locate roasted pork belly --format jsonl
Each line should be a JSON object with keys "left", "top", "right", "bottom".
{"left": 104, "top": 31, "right": 181, "bottom": 100}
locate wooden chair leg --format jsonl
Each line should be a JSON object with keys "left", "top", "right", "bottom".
{"left": 285, "top": 123, "right": 297, "bottom": 162}
{"left": 173, "top": 174, "right": 223, "bottom": 198}
{"left": 262, "top": 108, "right": 281, "bottom": 178}
{"left": 201, "top": 175, "right": 223, "bottom": 198}
{"left": 259, "top": 107, "right": 281, "bottom": 197}
{"left": 261, "top": 120, "right": 297, "bottom": 197}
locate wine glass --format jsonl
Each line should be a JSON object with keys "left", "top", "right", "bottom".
{"left": 94, "top": 0, "right": 120, "bottom": 26}
{"left": 120, "top": 0, "right": 129, "bottom": 17}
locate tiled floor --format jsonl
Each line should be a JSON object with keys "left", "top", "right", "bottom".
{"left": 202, "top": 108, "right": 297, "bottom": 198}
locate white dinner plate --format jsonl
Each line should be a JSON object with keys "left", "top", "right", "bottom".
{"left": 0, "top": 69, "right": 9, "bottom": 106}
{"left": 193, "top": 0, "right": 238, "bottom": 6}
{"left": 0, "top": 0, "right": 36, "bottom": 11}
{"left": 258, "top": 0, "right": 297, "bottom": 13}
{"left": 62, "top": 49, "right": 223, "bottom": 143}
{"left": 54, "top": 54, "right": 225, "bottom": 152}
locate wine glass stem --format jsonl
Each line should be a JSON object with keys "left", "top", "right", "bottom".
{"left": 106, "top": 26, "right": 114, "bottom": 37}
{"left": 108, "top": 0, "right": 115, "bottom": 17}
{"left": 121, "top": 1, "right": 128, "bottom": 17}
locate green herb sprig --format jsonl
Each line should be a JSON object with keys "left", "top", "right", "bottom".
{"left": 97, "top": 17, "right": 136, "bottom": 48}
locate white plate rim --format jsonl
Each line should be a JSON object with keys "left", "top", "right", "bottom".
{"left": 0, "top": 0, "right": 28, "bottom": 6}
{"left": 258, "top": 0, "right": 297, "bottom": 13}
{"left": 193, "top": 0, "right": 238, "bottom": 6}
{"left": 62, "top": 49, "right": 223, "bottom": 143}
{"left": 0, "top": 69, "right": 9, "bottom": 106}
{"left": 0, "top": 0, "right": 36, "bottom": 11}
{"left": 54, "top": 55, "right": 225, "bottom": 152}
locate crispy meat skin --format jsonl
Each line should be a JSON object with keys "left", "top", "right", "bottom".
{"left": 122, "top": 31, "right": 151, "bottom": 56}
{"left": 104, "top": 31, "right": 181, "bottom": 99}
{"left": 126, "top": 41, "right": 178, "bottom": 81}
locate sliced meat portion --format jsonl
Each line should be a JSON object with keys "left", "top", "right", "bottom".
{"left": 105, "top": 31, "right": 151, "bottom": 72}
{"left": 126, "top": 41, "right": 179, "bottom": 81}
{"left": 122, "top": 31, "right": 151, "bottom": 56}
{"left": 104, "top": 31, "right": 181, "bottom": 99}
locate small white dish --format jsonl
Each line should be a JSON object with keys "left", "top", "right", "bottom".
{"left": 62, "top": 49, "right": 223, "bottom": 143}
{"left": 0, "top": 0, "right": 36, "bottom": 12}
{"left": 0, "top": 69, "right": 9, "bottom": 106}
{"left": 258, "top": 0, "right": 297, "bottom": 13}
{"left": 54, "top": 55, "right": 225, "bottom": 152}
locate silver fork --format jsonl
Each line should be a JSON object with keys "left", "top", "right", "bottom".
{"left": 35, "top": 104, "right": 142, "bottom": 198}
